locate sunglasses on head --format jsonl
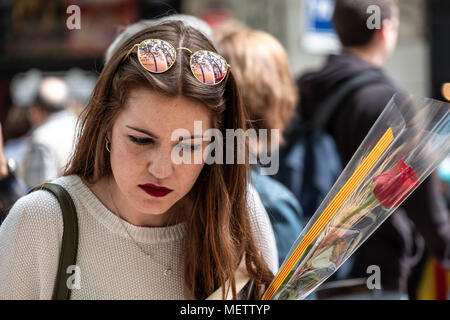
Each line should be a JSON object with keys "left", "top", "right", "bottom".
{"left": 124, "top": 39, "right": 231, "bottom": 85}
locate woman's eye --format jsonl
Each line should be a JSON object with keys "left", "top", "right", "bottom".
{"left": 128, "top": 135, "right": 154, "bottom": 145}
{"left": 176, "top": 144, "right": 202, "bottom": 152}
{"left": 189, "top": 145, "right": 202, "bottom": 151}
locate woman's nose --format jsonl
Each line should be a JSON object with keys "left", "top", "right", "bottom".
{"left": 147, "top": 147, "right": 174, "bottom": 180}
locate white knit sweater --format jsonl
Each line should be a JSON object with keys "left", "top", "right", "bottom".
{"left": 0, "top": 175, "right": 278, "bottom": 300}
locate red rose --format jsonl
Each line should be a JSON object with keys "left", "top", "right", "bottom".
{"left": 373, "top": 160, "right": 419, "bottom": 208}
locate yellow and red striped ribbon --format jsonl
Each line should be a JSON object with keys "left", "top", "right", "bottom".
{"left": 262, "top": 128, "right": 395, "bottom": 300}
{"left": 417, "top": 258, "right": 450, "bottom": 300}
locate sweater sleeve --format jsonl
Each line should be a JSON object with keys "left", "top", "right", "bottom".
{"left": 247, "top": 183, "right": 279, "bottom": 274}
{"left": 0, "top": 190, "right": 63, "bottom": 299}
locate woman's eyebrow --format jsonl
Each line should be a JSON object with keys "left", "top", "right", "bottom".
{"left": 126, "top": 125, "right": 158, "bottom": 138}
{"left": 126, "top": 125, "right": 203, "bottom": 141}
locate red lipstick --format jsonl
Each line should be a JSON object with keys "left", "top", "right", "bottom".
{"left": 139, "top": 184, "right": 173, "bottom": 198}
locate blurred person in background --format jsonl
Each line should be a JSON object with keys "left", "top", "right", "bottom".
{"left": 5, "top": 69, "right": 41, "bottom": 178}
{"left": 0, "top": 124, "right": 26, "bottom": 223}
{"left": 291, "top": 0, "right": 450, "bottom": 298}
{"left": 64, "top": 68, "right": 97, "bottom": 117}
{"left": 0, "top": 70, "right": 39, "bottom": 219}
{"left": 21, "top": 76, "right": 78, "bottom": 188}
{"left": 3, "top": 106, "right": 32, "bottom": 171}
{"left": 214, "top": 22, "right": 304, "bottom": 267}
{"left": 0, "top": 107, "right": 31, "bottom": 217}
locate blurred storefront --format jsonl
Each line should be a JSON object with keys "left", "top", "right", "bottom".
{"left": 0, "top": 0, "right": 181, "bottom": 124}
{"left": 2, "top": 0, "right": 449, "bottom": 124}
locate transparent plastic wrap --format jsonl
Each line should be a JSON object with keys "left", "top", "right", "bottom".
{"left": 262, "top": 94, "right": 450, "bottom": 300}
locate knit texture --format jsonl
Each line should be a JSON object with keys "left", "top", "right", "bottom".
{"left": 0, "top": 175, "right": 278, "bottom": 300}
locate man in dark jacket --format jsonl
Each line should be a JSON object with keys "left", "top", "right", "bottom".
{"left": 297, "top": 0, "right": 450, "bottom": 296}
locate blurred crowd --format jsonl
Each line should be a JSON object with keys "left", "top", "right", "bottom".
{"left": 1, "top": 69, "right": 96, "bottom": 218}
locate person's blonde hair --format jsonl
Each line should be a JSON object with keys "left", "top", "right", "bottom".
{"left": 214, "top": 23, "right": 298, "bottom": 146}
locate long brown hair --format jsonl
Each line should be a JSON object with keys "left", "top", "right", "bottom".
{"left": 64, "top": 21, "right": 273, "bottom": 299}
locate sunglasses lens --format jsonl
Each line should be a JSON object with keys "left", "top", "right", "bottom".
{"left": 137, "top": 39, "right": 176, "bottom": 73}
{"left": 190, "top": 51, "right": 228, "bottom": 85}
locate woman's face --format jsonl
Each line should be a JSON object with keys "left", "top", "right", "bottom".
{"left": 108, "top": 88, "right": 213, "bottom": 226}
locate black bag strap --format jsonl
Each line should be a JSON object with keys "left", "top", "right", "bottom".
{"left": 313, "top": 69, "right": 385, "bottom": 129}
{"left": 29, "top": 183, "right": 79, "bottom": 300}
{"left": 283, "top": 70, "right": 385, "bottom": 150}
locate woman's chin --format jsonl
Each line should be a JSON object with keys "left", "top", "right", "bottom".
{"left": 139, "top": 200, "right": 176, "bottom": 216}
{"left": 136, "top": 203, "right": 169, "bottom": 215}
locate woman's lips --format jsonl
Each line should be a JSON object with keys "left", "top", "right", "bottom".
{"left": 138, "top": 184, "right": 173, "bottom": 198}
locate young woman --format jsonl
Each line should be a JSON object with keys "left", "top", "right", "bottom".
{"left": 0, "top": 21, "right": 277, "bottom": 300}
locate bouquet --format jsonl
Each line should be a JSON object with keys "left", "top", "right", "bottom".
{"left": 262, "top": 94, "right": 450, "bottom": 300}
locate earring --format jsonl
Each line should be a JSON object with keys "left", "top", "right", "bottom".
{"left": 105, "top": 138, "right": 111, "bottom": 153}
